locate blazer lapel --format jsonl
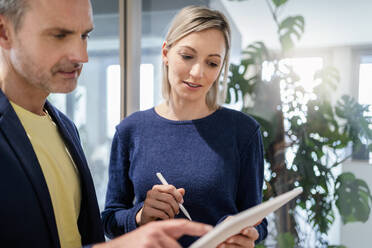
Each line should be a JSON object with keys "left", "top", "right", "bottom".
{"left": 44, "top": 101, "right": 91, "bottom": 184}
{"left": 44, "top": 101, "right": 104, "bottom": 244}
{"left": 0, "top": 91, "right": 60, "bottom": 248}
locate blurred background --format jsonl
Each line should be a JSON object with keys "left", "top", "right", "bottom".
{"left": 49, "top": 0, "right": 372, "bottom": 247}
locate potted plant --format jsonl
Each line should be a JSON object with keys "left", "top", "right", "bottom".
{"left": 226, "top": 0, "right": 372, "bottom": 247}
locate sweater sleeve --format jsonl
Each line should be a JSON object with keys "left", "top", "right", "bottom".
{"left": 101, "top": 131, "right": 144, "bottom": 239}
{"left": 237, "top": 126, "right": 268, "bottom": 243}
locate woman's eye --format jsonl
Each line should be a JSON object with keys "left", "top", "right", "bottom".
{"left": 181, "top": 54, "right": 193, "bottom": 60}
{"left": 209, "top": 62, "right": 219, "bottom": 67}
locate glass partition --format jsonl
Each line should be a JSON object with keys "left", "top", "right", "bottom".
{"left": 48, "top": 0, "right": 120, "bottom": 211}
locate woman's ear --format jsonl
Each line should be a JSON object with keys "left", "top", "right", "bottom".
{"left": 162, "top": 41, "right": 168, "bottom": 65}
{"left": 0, "top": 15, "right": 13, "bottom": 50}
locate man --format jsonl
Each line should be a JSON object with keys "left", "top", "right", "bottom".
{"left": 0, "top": 0, "right": 211, "bottom": 247}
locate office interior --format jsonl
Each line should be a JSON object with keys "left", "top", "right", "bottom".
{"left": 48, "top": 0, "right": 372, "bottom": 247}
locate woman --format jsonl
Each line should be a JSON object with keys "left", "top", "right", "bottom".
{"left": 102, "top": 5, "right": 268, "bottom": 247}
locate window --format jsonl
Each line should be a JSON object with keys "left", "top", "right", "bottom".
{"left": 140, "top": 64, "right": 155, "bottom": 110}
{"left": 359, "top": 57, "right": 372, "bottom": 117}
{"left": 48, "top": 0, "right": 120, "bottom": 210}
{"left": 358, "top": 55, "right": 372, "bottom": 161}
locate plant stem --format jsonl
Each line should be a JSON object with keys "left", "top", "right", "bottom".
{"left": 332, "top": 154, "right": 352, "bottom": 168}
{"left": 265, "top": 0, "right": 280, "bottom": 27}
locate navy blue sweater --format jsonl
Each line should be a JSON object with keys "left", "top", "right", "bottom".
{"left": 102, "top": 107, "right": 268, "bottom": 246}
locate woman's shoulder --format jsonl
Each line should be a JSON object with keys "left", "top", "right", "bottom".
{"left": 115, "top": 108, "right": 154, "bottom": 133}
{"left": 218, "top": 106, "right": 260, "bottom": 129}
{"left": 217, "top": 107, "right": 261, "bottom": 147}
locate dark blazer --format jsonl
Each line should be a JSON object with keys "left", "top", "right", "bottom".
{"left": 0, "top": 89, "right": 105, "bottom": 247}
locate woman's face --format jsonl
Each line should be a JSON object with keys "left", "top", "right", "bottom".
{"left": 162, "top": 28, "right": 226, "bottom": 106}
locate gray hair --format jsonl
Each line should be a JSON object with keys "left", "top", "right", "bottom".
{"left": 0, "top": 0, "right": 28, "bottom": 31}
{"left": 162, "top": 5, "right": 231, "bottom": 110}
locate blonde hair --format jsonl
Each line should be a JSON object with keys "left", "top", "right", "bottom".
{"left": 162, "top": 5, "right": 231, "bottom": 110}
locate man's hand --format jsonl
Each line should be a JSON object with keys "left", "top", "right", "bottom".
{"left": 136, "top": 185, "right": 185, "bottom": 225}
{"left": 93, "top": 219, "right": 212, "bottom": 248}
{"left": 216, "top": 217, "right": 260, "bottom": 248}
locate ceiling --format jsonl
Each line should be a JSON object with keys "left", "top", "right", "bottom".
{"left": 89, "top": 0, "right": 372, "bottom": 50}
{"left": 221, "top": 0, "right": 372, "bottom": 49}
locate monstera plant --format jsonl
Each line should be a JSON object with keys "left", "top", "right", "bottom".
{"left": 226, "top": 0, "right": 372, "bottom": 247}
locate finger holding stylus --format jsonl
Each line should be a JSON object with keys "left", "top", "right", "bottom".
{"left": 136, "top": 184, "right": 185, "bottom": 226}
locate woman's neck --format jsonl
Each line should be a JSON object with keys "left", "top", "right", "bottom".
{"left": 155, "top": 99, "right": 215, "bottom": 121}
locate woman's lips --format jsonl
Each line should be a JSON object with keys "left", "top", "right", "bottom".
{"left": 183, "top": 81, "right": 201, "bottom": 88}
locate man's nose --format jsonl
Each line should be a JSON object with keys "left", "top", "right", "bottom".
{"left": 68, "top": 39, "right": 89, "bottom": 63}
{"left": 190, "top": 62, "right": 203, "bottom": 80}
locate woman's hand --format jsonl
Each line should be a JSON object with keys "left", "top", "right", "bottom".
{"left": 136, "top": 184, "right": 185, "bottom": 226}
{"left": 216, "top": 217, "right": 260, "bottom": 248}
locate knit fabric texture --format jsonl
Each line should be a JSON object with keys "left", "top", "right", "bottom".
{"left": 102, "top": 107, "right": 268, "bottom": 247}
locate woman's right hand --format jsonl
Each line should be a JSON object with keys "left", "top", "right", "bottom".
{"left": 136, "top": 184, "right": 185, "bottom": 226}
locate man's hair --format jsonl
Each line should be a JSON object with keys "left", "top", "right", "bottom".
{"left": 0, "top": 0, "right": 28, "bottom": 31}
{"left": 162, "top": 5, "right": 231, "bottom": 110}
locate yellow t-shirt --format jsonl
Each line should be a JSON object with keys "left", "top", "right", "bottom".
{"left": 11, "top": 101, "right": 82, "bottom": 248}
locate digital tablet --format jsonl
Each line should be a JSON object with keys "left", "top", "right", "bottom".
{"left": 189, "top": 187, "right": 303, "bottom": 248}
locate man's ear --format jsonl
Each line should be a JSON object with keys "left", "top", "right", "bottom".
{"left": 0, "top": 15, "right": 13, "bottom": 49}
{"left": 162, "top": 41, "right": 168, "bottom": 65}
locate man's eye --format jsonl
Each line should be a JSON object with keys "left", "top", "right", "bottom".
{"left": 82, "top": 34, "right": 90, "bottom": 40}
{"left": 54, "top": 34, "right": 66, "bottom": 39}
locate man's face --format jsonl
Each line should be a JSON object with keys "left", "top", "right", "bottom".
{"left": 8, "top": 0, "right": 93, "bottom": 94}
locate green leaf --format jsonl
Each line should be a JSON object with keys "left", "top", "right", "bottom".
{"left": 335, "top": 172, "right": 372, "bottom": 224}
{"left": 242, "top": 41, "right": 270, "bottom": 64}
{"left": 277, "top": 232, "right": 295, "bottom": 248}
{"left": 278, "top": 16, "right": 305, "bottom": 52}
{"left": 272, "top": 0, "right": 288, "bottom": 7}
{"left": 335, "top": 95, "right": 372, "bottom": 145}
{"left": 313, "top": 67, "right": 340, "bottom": 100}
{"left": 256, "top": 243, "right": 267, "bottom": 248}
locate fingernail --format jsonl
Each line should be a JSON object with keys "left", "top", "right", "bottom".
{"left": 180, "top": 198, "right": 184, "bottom": 204}
{"left": 205, "top": 225, "right": 213, "bottom": 231}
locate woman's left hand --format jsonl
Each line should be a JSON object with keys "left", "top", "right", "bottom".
{"left": 216, "top": 217, "right": 260, "bottom": 248}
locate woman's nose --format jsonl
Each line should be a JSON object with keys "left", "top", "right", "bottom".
{"left": 189, "top": 63, "right": 203, "bottom": 80}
